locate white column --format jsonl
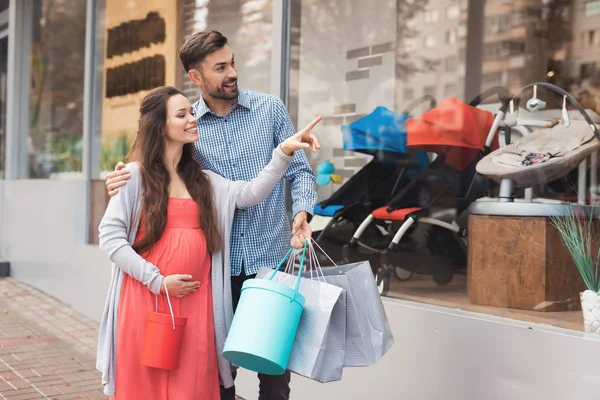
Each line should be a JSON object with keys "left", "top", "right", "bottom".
{"left": 271, "top": 0, "right": 293, "bottom": 219}
{"left": 81, "top": 0, "right": 98, "bottom": 244}
{"left": 270, "top": 0, "right": 290, "bottom": 102}
{"left": 5, "top": 0, "right": 32, "bottom": 179}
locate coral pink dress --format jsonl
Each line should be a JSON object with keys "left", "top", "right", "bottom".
{"left": 113, "top": 198, "right": 219, "bottom": 400}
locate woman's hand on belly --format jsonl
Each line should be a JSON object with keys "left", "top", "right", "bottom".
{"left": 162, "top": 274, "right": 201, "bottom": 298}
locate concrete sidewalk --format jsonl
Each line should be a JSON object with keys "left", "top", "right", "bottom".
{"left": 0, "top": 278, "right": 243, "bottom": 400}
{"left": 0, "top": 277, "right": 104, "bottom": 399}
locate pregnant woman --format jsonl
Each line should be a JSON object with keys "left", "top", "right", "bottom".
{"left": 96, "top": 85, "right": 321, "bottom": 399}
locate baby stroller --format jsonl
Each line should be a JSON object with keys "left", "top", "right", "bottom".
{"left": 312, "top": 98, "right": 433, "bottom": 264}
{"left": 345, "top": 87, "right": 511, "bottom": 295}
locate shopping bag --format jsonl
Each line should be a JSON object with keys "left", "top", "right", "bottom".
{"left": 256, "top": 264, "right": 346, "bottom": 382}
{"left": 141, "top": 281, "right": 187, "bottom": 370}
{"left": 309, "top": 260, "right": 394, "bottom": 367}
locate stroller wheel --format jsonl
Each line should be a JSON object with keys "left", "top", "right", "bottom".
{"left": 393, "top": 267, "right": 413, "bottom": 281}
{"left": 375, "top": 267, "right": 390, "bottom": 296}
{"left": 432, "top": 268, "right": 454, "bottom": 286}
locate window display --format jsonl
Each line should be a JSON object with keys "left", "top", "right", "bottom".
{"left": 291, "top": 0, "right": 600, "bottom": 333}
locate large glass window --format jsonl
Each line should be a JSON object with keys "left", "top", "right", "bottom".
{"left": 291, "top": 0, "right": 600, "bottom": 333}
{"left": 181, "top": 0, "right": 273, "bottom": 102}
{"left": 28, "top": 0, "right": 86, "bottom": 179}
{"left": 89, "top": 0, "right": 274, "bottom": 244}
{"left": 95, "top": 0, "right": 274, "bottom": 178}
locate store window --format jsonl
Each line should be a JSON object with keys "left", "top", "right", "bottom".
{"left": 89, "top": 0, "right": 274, "bottom": 244}
{"left": 290, "top": 0, "right": 600, "bottom": 334}
{"left": 180, "top": 0, "right": 273, "bottom": 103}
{"left": 95, "top": 0, "right": 274, "bottom": 178}
{"left": 27, "top": 0, "right": 86, "bottom": 179}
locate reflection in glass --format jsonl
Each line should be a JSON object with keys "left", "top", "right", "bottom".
{"left": 28, "top": 0, "right": 86, "bottom": 178}
{"left": 182, "top": 0, "right": 273, "bottom": 102}
{"left": 289, "top": 0, "right": 600, "bottom": 331}
{"left": 96, "top": 0, "right": 274, "bottom": 177}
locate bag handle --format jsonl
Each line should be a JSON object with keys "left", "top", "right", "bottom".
{"left": 401, "top": 95, "right": 437, "bottom": 116}
{"left": 269, "top": 241, "right": 309, "bottom": 302}
{"left": 310, "top": 238, "right": 338, "bottom": 267}
{"left": 306, "top": 240, "right": 330, "bottom": 283}
{"left": 155, "top": 280, "right": 177, "bottom": 331}
{"left": 508, "top": 82, "right": 600, "bottom": 140}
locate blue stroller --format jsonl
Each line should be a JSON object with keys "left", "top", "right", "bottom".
{"left": 312, "top": 99, "right": 433, "bottom": 265}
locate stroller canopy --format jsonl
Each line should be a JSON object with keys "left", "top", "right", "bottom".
{"left": 341, "top": 106, "right": 412, "bottom": 154}
{"left": 405, "top": 98, "right": 498, "bottom": 171}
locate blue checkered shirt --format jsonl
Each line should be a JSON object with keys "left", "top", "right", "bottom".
{"left": 191, "top": 89, "right": 317, "bottom": 276}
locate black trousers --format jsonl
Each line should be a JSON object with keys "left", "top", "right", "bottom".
{"left": 220, "top": 263, "right": 291, "bottom": 400}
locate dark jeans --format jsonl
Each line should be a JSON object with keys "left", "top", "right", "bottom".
{"left": 220, "top": 263, "right": 291, "bottom": 400}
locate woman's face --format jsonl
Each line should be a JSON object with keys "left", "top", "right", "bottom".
{"left": 164, "top": 94, "right": 199, "bottom": 145}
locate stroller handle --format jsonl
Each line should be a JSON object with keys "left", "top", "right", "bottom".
{"left": 468, "top": 86, "right": 513, "bottom": 147}
{"left": 509, "top": 82, "right": 600, "bottom": 140}
{"left": 469, "top": 86, "right": 512, "bottom": 111}
{"left": 401, "top": 95, "right": 437, "bottom": 116}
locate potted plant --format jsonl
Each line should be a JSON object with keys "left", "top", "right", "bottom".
{"left": 551, "top": 206, "right": 600, "bottom": 333}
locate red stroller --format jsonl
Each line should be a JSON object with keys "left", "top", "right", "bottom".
{"left": 345, "top": 88, "right": 511, "bottom": 294}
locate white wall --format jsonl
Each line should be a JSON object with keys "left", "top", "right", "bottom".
{"left": 0, "top": 180, "right": 111, "bottom": 321}
{"left": 236, "top": 298, "right": 600, "bottom": 400}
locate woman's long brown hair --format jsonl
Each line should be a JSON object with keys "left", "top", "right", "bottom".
{"left": 126, "top": 86, "right": 222, "bottom": 255}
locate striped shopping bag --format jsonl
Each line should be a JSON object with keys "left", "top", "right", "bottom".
{"left": 311, "top": 261, "right": 394, "bottom": 367}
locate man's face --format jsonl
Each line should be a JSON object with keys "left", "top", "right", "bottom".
{"left": 197, "top": 45, "right": 239, "bottom": 101}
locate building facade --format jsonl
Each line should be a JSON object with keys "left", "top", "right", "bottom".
{"left": 2, "top": 0, "right": 600, "bottom": 398}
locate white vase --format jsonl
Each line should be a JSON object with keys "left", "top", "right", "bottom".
{"left": 580, "top": 290, "right": 600, "bottom": 334}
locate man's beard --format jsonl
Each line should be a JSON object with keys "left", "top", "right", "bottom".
{"left": 207, "top": 79, "right": 239, "bottom": 100}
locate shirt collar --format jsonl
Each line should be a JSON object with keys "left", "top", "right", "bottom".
{"left": 236, "top": 89, "right": 251, "bottom": 110}
{"left": 193, "top": 87, "right": 250, "bottom": 119}
{"left": 193, "top": 95, "right": 211, "bottom": 119}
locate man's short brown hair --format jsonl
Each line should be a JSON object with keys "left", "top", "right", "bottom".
{"left": 179, "top": 30, "right": 228, "bottom": 72}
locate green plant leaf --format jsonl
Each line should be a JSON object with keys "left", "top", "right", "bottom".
{"left": 550, "top": 205, "right": 600, "bottom": 293}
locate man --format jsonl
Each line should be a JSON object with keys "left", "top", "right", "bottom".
{"left": 104, "top": 30, "right": 318, "bottom": 400}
